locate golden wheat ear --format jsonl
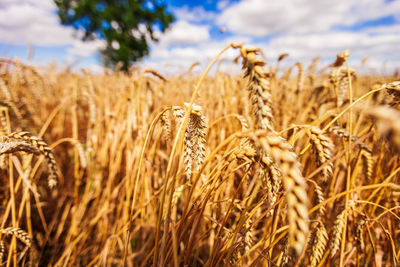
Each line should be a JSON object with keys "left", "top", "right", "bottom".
{"left": 0, "top": 227, "right": 32, "bottom": 248}
{"left": 4, "top": 131, "right": 59, "bottom": 189}
{"left": 309, "top": 221, "right": 328, "bottom": 267}
{"left": 253, "top": 132, "right": 309, "bottom": 257}
{"left": 172, "top": 104, "right": 207, "bottom": 181}
{"left": 240, "top": 47, "right": 274, "bottom": 131}
{"left": 329, "top": 208, "right": 347, "bottom": 258}
{"left": 308, "top": 127, "right": 334, "bottom": 183}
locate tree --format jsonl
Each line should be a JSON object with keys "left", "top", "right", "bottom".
{"left": 54, "top": 0, "right": 174, "bottom": 70}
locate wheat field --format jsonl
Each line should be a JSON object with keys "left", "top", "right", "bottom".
{"left": 0, "top": 44, "right": 399, "bottom": 266}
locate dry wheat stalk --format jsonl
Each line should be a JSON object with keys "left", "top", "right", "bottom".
{"left": 308, "top": 127, "right": 334, "bottom": 183}
{"left": 252, "top": 132, "right": 309, "bottom": 256}
{"left": 329, "top": 208, "right": 347, "bottom": 257}
{"left": 240, "top": 47, "right": 274, "bottom": 131}
{"left": 5, "top": 132, "right": 58, "bottom": 188}
{"left": 0, "top": 227, "right": 32, "bottom": 248}
{"left": 309, "top": 221, "right": 328, "bottom": 267}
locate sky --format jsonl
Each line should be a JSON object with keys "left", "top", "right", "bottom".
{"left": 1, "top": 0, "right": 400, "bottom": 75}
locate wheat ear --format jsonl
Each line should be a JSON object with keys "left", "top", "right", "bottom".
{"left": 308, "top": 127, "right": 334, "bottom": 183}
{"left": 295, "top": 62, "right": 304, "bottom": 93}
{"left": 240, "top": 47, "right": 274, "bottom": 131}
{"left": 143, "top": 68, "right": 167, "bottom": 82}
{"left": 160, "top": 110, "right": 171, "bottom": 142}
{"left": 0, "top": 140, "right": 39, "bottom": 155}
{"left": 309, "top": 221, "right": 328, "bottom": 267}
{"left": 361, "top": 105, "right": 400, "bottom": 151}
{"left": 329, "top": 208, "right": 347, "bottom": 257}
{"left": 0, "top": 227, "right": 32, "bottom": 247}
{"left": 0, "top": 240, "right": 4, "bottom": 265}
{"left": 384, "top": 81, "right": 400, "bottom": 107}
{"left": 5, "top": 132, "right": 58, "bottom": 188}
{"left": 253, "top": 132, "right": 309, "bottom": 256}
{"left": 172, "top": 104, "right": 207, "bottom": 181}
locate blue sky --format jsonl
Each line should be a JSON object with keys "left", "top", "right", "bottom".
{"left": 1, "top": 0, "right": 400, "bottom": 74}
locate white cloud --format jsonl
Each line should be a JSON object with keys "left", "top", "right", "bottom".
{"left": 173, "top": 6, "right": 216, "bottom": 23}
{"left": 0, "top": 1, "right": 75, "bottom": 45}
{"left": 217, "top": 0, "right": 230, "bottom": 10}
{"left": 158, "top": 20, "right": 210, "bottom": 46}
{"left": 67, "top": 39, "right": 106, "bottom": 57}
{"left": 217, "top": 0, "right": 400, "bottom": 36}
{"left": 0, "top": 0, "right": 102, "bottom": 60}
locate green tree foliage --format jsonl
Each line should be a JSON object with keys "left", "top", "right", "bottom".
{"left": 54, "top": 0, "right": 174, "bottom": 70}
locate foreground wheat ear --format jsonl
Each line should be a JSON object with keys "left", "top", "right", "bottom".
{"left": 252, "top": 132, "right": 309, "bottom": 257}
{"left": 0, "top": 227, "right": 32, "bottom": 248}
{"left": 4, "top": 131, "right": 58, "bottom": 188}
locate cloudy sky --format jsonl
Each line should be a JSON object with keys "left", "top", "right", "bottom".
{"left": 1, "top": 0, "right": 400, "bottom": 74}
